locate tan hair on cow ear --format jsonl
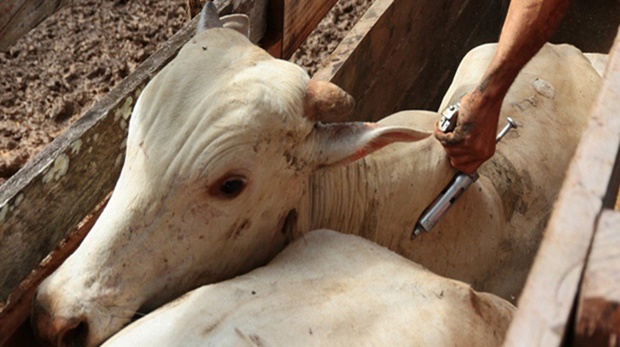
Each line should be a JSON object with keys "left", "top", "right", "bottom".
{"left": 304, "top": 80, "right": 356, "bottom": 123}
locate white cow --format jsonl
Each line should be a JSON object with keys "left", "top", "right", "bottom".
{"left": 102, "top": 230, "right": 515, "bottom": 347}
{"left": 32, "top": 3, "right": 602, "bottom": 346}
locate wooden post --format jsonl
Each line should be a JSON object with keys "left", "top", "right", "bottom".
{"left": 503, "top": 29, "right": 620, "bottom": 347}
{"left": 313, "top": 0, "right": 505, "bottom": 120}
{"left": 572, "top": 28, "right": 620, "bottom": 347}
{"left": 574, "top": 210, "right": 620, "bottom": 347}
{"left": 0, "top": 0, "right": 71, "bottom": 52}
{"left": 0, "top": 197, "right": 108, "bottom": 347}
{"left": 263, "top": 0, "right": 339, "bottom": 59}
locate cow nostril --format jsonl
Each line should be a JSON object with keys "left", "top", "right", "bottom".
{"left": 58, "top": 320, "right": 89, "bottom": 347}
{"left": 32, "top": 299, "right": 90, "bottom": 347}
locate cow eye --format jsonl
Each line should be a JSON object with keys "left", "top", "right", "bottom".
{"left": 220, "top": 178, "right": 244, "bottom": 195}
{"left": 209, "top": 175, "right": 247, "bottom": 199}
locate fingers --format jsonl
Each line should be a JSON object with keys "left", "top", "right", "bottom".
{"left": 442, "top": 145, "right": 470, "bottom": 157}
{"left": 434, "top": 124, "right": 466, "bottom": 146}
{"left": 434, "top": 90, "right": 504, "bottom": 174}
{"left": 434, "top": 120, "right": 495, "bottom": 174}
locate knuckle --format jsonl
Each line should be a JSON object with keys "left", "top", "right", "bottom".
{"left": 450, "top": 158, "right": 460, "bottom": 168}
{"left": 482, "top": 147, "right": 495, "bottom": 159}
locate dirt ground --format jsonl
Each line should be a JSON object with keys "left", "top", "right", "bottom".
{"left": 0, "top": 0, "right": 372, "bottom": 186}
{"left": 0, "top": 0, "right": 186, "bottom": 183}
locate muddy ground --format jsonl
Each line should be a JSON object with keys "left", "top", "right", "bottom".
{"left": 0, "top": 0, "right": 372, "bottom": 185}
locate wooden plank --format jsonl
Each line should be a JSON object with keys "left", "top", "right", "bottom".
{"left": 313, "top": 0, "right": 506, "bottom": 121}
{"left": 396, "top": 0, "right": 509, "bottom": 112}
{"left": 574, "top": 210, "right": 620, "bottom": 347}
{"left": 281, "top": 0, "right": 339, "bottom": 59}
{"left": 503, "top": 30, "right": 620, "bottom": 347}
{"left": 370, "top": 0, "right": 506, "bottom": 114}
{"left": 0, "top": 0, "right": 70, "bottom": 52}
{"left": 313, "top": 0, "right": 395, "bottom": 120}
{"left": 0, "top": 196, "right": 108, "bottom": 347}
{"left": 261, "top": 0, "right": 284, "bottom": 58}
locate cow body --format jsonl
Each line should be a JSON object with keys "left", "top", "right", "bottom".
{"left": 292, "top": 42, "right": 601, "bottom": 299}
{"left": 103, "top": 230, "right": 515, "bottom": 347}
{"left": 32, "top": 7, "right": 603, "bottom": 345}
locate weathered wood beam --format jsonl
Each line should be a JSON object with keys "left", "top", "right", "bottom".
{"left": 312, "top": 0, "right": 393, "bottom": 100}
{"left": 572, "top": 28, "right": 620, "bottom": 347}
{"left": 279, "top": 0, "right": 339, "bottom": 59}
{"left": 187, "top": 0, "right": 203, "bottom": 19}
{"left": 503, "top": 29, "right": 620, "bottom": 347}
{"left": 313, "top": 0, "right": 505, "bottom": 121}
{"left": 0, "top": 0, "right": 71, "bottom": 52}
{"left": 574, "top": 210, "right": 620, "bottom": 347}
{"left": 261, "top": 0, "right": 284, "bottom": 58}
{"left": 0, "top": 196, "right": 108, "bottom": 347}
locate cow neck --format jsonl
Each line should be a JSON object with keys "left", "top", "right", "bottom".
{"left": 293, "top": 138, "right": 456, "bottom": 243}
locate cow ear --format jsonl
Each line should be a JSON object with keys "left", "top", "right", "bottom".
{"left": 305, "top": 122, "right": 431, "bottom": 168}
{"left": 221, "top": 14, "right": 250, "bottom": 38}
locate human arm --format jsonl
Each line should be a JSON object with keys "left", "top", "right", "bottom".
{"left": 434, "top": 0, "right": 569, "bottom": 174}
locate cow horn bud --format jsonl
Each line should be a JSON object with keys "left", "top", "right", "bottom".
{"left": 197, "top": 1, "right": 223, "bottom": 32}
{"left": 304, "top": 80, "right": 355, "bottom": 123}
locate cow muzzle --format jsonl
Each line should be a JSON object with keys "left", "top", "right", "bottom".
{"left": 32, "top": 289, "right": 89, "bottom": 347}
{"left": 32, "top": 269, "right": 143, "bottom": 347}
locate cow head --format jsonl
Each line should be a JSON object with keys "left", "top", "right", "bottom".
{"left": 32, "top": 3, "right": 430, "bottom": 346}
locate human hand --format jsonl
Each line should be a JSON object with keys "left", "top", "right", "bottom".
{"left": 434, "top": 91, "right": 502, "bottom": 174}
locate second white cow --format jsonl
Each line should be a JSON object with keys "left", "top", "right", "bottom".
{"left": 32, "top": 4, "right": 602, "bottom": 346}
{"left": 103, "top": 230, "right": 515, "bottom": 347}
